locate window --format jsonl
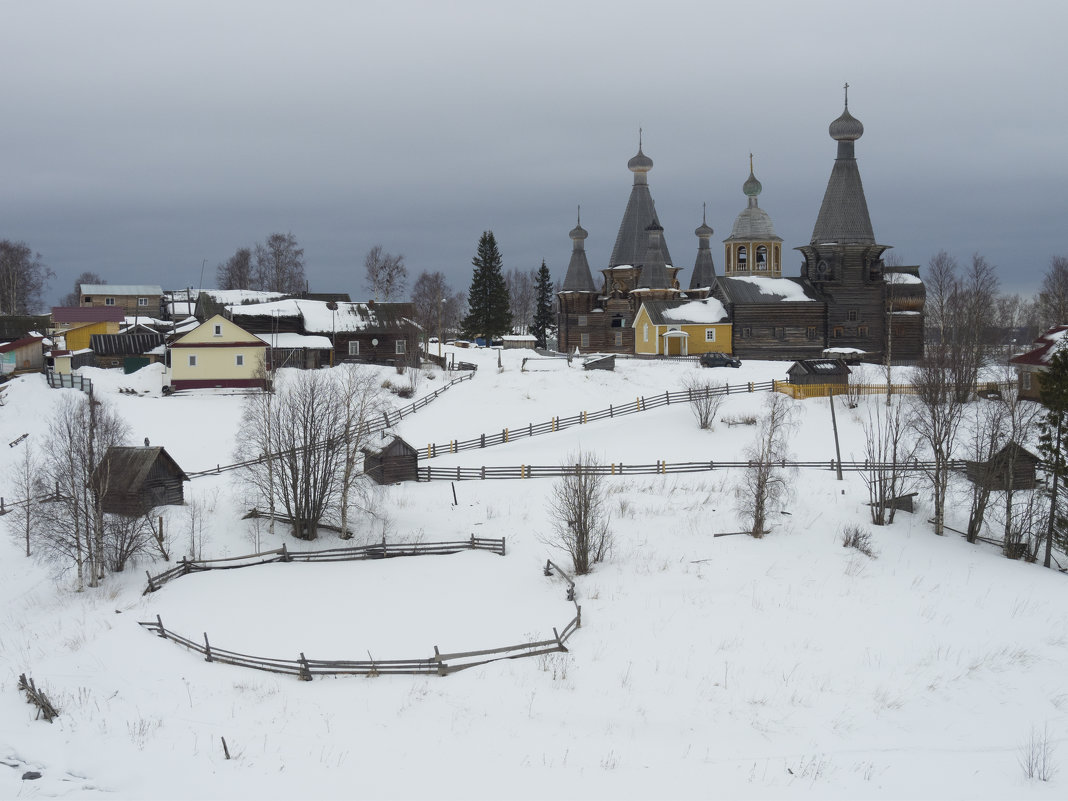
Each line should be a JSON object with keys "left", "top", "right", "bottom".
{"left": 188, "top": 354, "right": 197, "bottom": 367}
{"left": 858, "top": 325, "right": 869, "bottom": 338}
{"left": 580, "top": 333, "right": 590, "bottom": 348}
{"left": 643, "top": 323, "right": 649, "bottom": 343}
{"left": 348, "top": 341, "right": 360, "bottom": 356}
{"left": 807, "top": 326, "right": 817, "bottom": 340}
{"left": 137, "top": 297, "right": 148, "bottom": 306}
{"left": 614, "top": 331, "right": 623, "bottom": 346}
{"left": 737, "top": 246, "right": 747, "bottom": 267}
{"left": 833, "top": 327, "right": 844, "bottom": 339}
{"left": 756, "top": 246, "right": 768, "bottom": 270}
{"left": 83, "top": 296, "right": 91, "bottom": 303}
{"left": 213, "top": 324, "right": 223, "bottom": 337}
{"left": 395, "top": 340, "right": 406, "bottom": 355}
{"left": 611, "top": 316, "right": 625, "bottom": 328}
{"left": 847, "top": 310, "right": 858, "bottom": 322}
{"left": 105, "top": 297, "right": 115, "bottom": 306}
{"left": 742, "top": 326, "right": 752, "bottom": 338}
{"left": 235, "top": 354, "right": 244, "bottom": 367}
{"left": 577, "top": 315, "right": 588, "bottom": 327}
{"left": 776, "top": 326, "right": 785, "bottom": 340}
{"left": 705, "top": 328, "right": 716, "bottom": 342}
{"left": 1023, "top": 372, "right": 1032, "bottom": 391}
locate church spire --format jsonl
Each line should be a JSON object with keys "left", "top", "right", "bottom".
{"left": 562, "top": 206, "right": 596, "bottom": 292}
{"left": 811, "top": 86, "right": 875, "bottom": 245}
{"left": 690, "top": 203, "right": 718, "bottom": 291}
{"left": 611, "top": 135, "right": 672, "bottom": 268}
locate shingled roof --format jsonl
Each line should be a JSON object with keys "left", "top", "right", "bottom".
{"left": 811, "top": 100, "right": 876, "bottom": 245}
{"left": 610, "top": 141, "right": 673, "bottom": 268}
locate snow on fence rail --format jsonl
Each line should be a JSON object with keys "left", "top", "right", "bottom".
{"left": 419, "top": 380, "right": 776, "bottom": 459}
{"left": 143, "top": 535, "right": 505, "bottom": 594}
{"left": 184, "top": 371, "right": 474, "bottom": 479}
{"left": 418, "top": 459, "right": 969, "bottom": 482}
{"left": 138, "top": 544, "right": 582, "bottom": 678}
{"left": 418, "top": 379, "right": 1015, "bottom": 460}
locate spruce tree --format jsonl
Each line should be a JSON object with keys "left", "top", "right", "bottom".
{"left": 461, "top": 231, "right": 512, "bottom": 343}
{"left": 1038, "top": 349, "right": 1068, "bottom": 566}
{"left": 531, "top": 260, "right": 554, "bottom": 349}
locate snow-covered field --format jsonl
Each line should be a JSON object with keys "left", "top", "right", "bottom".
{"left": 1, "top": 349, "right": 1066, "bottom": 799}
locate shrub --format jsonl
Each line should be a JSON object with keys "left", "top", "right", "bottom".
{"left": 841, "top": 524, "right": 877, "bottom": 558}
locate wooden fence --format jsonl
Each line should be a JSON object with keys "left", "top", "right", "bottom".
{"left": 185, "top": 371, "right": 474, "bottom": 479}
{"left": 419, "top": 380, "right": 776, "bottom": 459}
{"left": 139, "top": 552, "right": 582, "bottom": 678}
{"left": 774, "top": 380, "right": 1012, "bottom": 400}
{"left": 418, "top": 458, "right": 969, "bottom": 482}
{"left": 144, "top": 535, "right": 506, "bottom": 594}
{"left": 18, "top": 673, "right": 59, "bottom": 722}
{"left": 45, "top": 372, "right": 93, "bottom": 393}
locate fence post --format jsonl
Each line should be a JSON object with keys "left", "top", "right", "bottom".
{"left": 203, "top": 632, "right": 213, "bottom": 662}
{"left": 665, "top": 390, "right": 670, "bottom": 406}
{"left": 281, "top": 542, "right": 290, "bottom": 562}
{"left": 155, "top": 614, "right": 167, "bottom": 638}
{"left": 481, "top": 466, "right": 485, "bottom": 480}
{"left": 432, "top": 443, "right": 436, "bottom": 458}
{"left": 503, "top": 428, "right": 508, "bottom": 442}
{"left": 480, "top": 433, "right": 485, "bottom": 448}
{"left": 609, "top": 404, "right": 613, "bottom": 418}
{"left": 748, "top": 382, "right": 754, "bottom": 392}
{"left": 501, "top": 537, "right": 506, "bottom": 556}
{"left": 146, "top": 570, "right": 156, "bottom": 593}
{"left": 299, "top": 652, "right": 312, "bottom": 681}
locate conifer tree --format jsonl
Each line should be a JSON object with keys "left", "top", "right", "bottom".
{"left": 1038, "top": 348, "right": 1068, "bottom": 567}
{"left": 531, "top": 260, "right": 554, "bottom": 349}
{"left": 461, "top": 231, "right": 511, "bottom": 343}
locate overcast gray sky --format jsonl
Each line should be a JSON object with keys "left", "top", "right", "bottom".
{"left": 2, "top": 0, "right": 1065, "bottom": 307}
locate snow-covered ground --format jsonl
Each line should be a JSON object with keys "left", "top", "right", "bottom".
{"left": 1, "top": 350, "right": 1066, "bottom": 799}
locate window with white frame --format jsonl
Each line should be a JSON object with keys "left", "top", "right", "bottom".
{"left": 705, "top": 328, "right": 716, "bottom": 342}
{"left": 188, "top": 354, "right": 197, "bottom": 367}
{"left": 235, "top": 354, "right": 244, "bottom": 367}
{"left": 138, "top": 297, "right": 148, "bottom": 306}
{"left": 348, "top": 341, "right": 360, "bottom": 356}
{"left": 395, "top": 340, "right": 406, "bottom": 355}
{"left": 580, "top": 333, "right": 590, "bottom": 348}
{"left": 577, "top": 315, "right": 588, "bottom": 326}
{"left": 614, "top": 331, "right": 623, "bottom": 346}
{"left": 105, "top": 297, "right": 115, "bottom": 306}
{"left": 213, "top": 324, "right": 222, "bottom": 336}
{"left": 643, "top": 323, "right": 649, "bottom": 342}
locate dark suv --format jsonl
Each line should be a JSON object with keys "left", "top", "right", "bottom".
{"left": 699, "top": 352, "right": 742, "bottom": 368}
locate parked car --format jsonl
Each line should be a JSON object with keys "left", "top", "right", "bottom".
{"left": 699, "top": 352, "right": 742, "bottom": 368}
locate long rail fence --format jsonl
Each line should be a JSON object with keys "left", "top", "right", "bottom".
{"left": 418, "top": 458, "right": 970, "bottom": 482}
{"left": 139, "top": 537, "right": 582, "bottom": 678}
{"left": 185, "top": 371, "right": 473, "bottom": 479}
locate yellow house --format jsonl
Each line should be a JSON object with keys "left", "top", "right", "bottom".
{"left": 62, "top": 321, "right": 116, "bottom": 351}
{"left": 633, "top": 298, "right": 732, "bottom": 356}
{"left": 168, "top": 314, "right": 268, "bottom": 391}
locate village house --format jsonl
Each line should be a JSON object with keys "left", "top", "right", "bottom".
{"left": 632, "top": 297, "right": 732, "bottom": 356}
{"left": 92, "top": 446, "right": 189, "bottom": 515}
{"left": 167, "top": 314, "right": 269, "bottom": 391}
{"left": 1009, "top": 324, "right": 1068, "bottom": 402}
{"left": 0, "top": 335, "right": 45, "bottom": 375}
{"left": 79, "top": 284, "right": 164, "bottom": 317}
{"left": 50, "top": 307, "right": 125, "bottom": 351}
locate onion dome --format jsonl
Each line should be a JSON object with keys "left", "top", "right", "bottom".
{"left": 742, "top": 153, "right": 762, "bottom": 198}
{"left": 628, "top": 129, "right": 653, "bottom": 173}
{"left": 829, "top": 82, "right": 864, "bottom": 141}
{"left": 695, "top": 202, "right": 714, "bottom": 239}
{"left": 570, "top": 206, "right": 588, "bottom": 242}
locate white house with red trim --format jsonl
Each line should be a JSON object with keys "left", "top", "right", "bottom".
{"left": 167, "top": 315, "right": 268, "bottom": 391}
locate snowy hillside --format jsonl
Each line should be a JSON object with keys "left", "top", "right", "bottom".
{"left": 1, "top": 350, "right": 1066, "bottom": 800}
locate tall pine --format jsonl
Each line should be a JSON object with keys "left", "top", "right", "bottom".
{"left": 461, "top": 231, "right": 512, "bottom": 343}
{"left": 531, "top": 260, "right": 554, "bottom": 349}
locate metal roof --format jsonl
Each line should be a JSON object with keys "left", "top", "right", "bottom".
{"left": 80, "top": 284, "right": 163, "bottom": 296}
{"left": 52, "top": 306, "right": 126, "bottom": 323}
{"left": 89, "top": 332, "right": 165, "bottom": 356}
{"left": 717, "top": 276, "right": 821, "bottom": 304}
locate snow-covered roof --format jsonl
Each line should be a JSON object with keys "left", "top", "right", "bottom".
{"left": 1010, "top": 325, "right": 1068, "bottom": 367}
{"left": 660, "top": 298, "right": 728, "bottom": 324}
{"left": 730, "top": 276, "right": 817, "bottom": 302}
{"left": 884, "top": 272, "right": 923, "bottom": 285}
{"left": 255, "top": 333, "right": 333, "bottom": 349}
{"left": 80, "top": 284, "right": 163, "bottom": 295}
{"left": 204, "top": 289, "right": 288, "bottom": 305}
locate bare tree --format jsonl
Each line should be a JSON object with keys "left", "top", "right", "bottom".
{"left": 254, "top": 232, "right": 305, "bottom": 294}
{"left": 238, "top": 370, "right": 345, "bottom": 540}
{"left": 334, "top": 364, "right": 387, "bottom": 539}
{"left": 546, "top": 452, "right": 612, "bottom": 574}
{"left": 9, "top": 439, "right": 43, "bottom": 557}
{"left": 37, "top": 394, "right": 129, "bottom": 588}
{"left": 962, "top": 399, "right": 1008, "bottom": 543}
{"left": 683, "top": 374, "right": 726, "bottom": 430}
{"left": 924, "top": 250, "right": 958, "bottom": 347}
{"left": 505, "top": 268, "right": 536, "bottom": 334}
{"left": 1037, "top": 255, "right": 1068, "bottom": 330}
{"left": 364, "top": 245, "right": 408, "bottom": 302}
{"left": 0, "top": 239, "right": 54, "bottom": 315}
{"left": 738, "top": 393, "right": 796, "bottom": 538}
{"left": 911, "top": 350, "right": 965, "bottom": 536}
{"left": 861, "top": 396, "right": 919, "bottom": 525}
{"left": 61, "top": 271, "right": 105, "bottom": 307}
{"left": 216, "top": 247, "right": 253, "bottom": 290}
{"left": 411, "top": 271, "right": 464, "bottom": 349}
{"left": 947, "top": 254, "right": 999, "bottom": 402}
{"left": 993, "top": 373, "right": 1042, "bottom": 556}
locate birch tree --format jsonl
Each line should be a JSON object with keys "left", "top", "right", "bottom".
{"left": 738, "top": 393, "right": 796, "bottom": 538}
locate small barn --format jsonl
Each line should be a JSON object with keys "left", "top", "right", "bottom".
{"left": 92, "top": 446, "right": 189, "bottom": 515}
{"left": 361, "top": 435, "right": 419, "bottom": 485}
{"left": 787, "top": 359, "right": 851, "bottom": 387}
{"left": 964, "top": 442, "right": 1040, "bottom": 491}
{"left": 0, "top": 336, "right": 45, "bottom": 375}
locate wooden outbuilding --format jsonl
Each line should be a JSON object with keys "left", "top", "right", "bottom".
{"left": 92, "top": 446, "right": 189, "bottom": 515}
{"left": 786, "top": 359, "right": 851, "bottom": 386}
{"left": 361, "top": 435, "right": 419, "bottom": 485}
{"left": 964, "top": 442, "right": 1040, "bottom": 491}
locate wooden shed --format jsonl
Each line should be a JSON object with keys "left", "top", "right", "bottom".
{"left": 361, "top": 435, "right": 419, "bottom": 485}
{"left": 92, "top": 446, "right": 189, "bottom": 515}
{"left": 964, "top": 442, "right": 1040, "bottom": 491}
{"left": 786, "top": 359, "right": 851, "bottom": 386}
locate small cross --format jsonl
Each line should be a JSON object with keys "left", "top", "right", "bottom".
{"left": 844, "top": 82, "right": 850, "bottom": 108}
